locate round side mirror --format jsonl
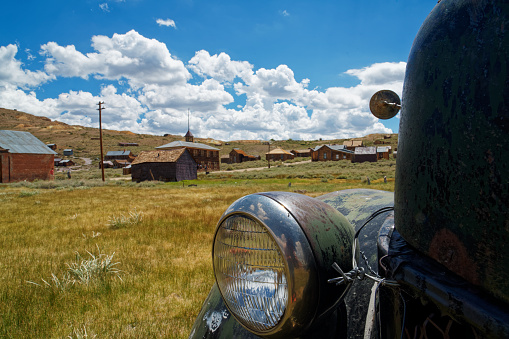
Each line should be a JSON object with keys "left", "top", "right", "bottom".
{"left": 369, "top": 90, "right": 401, "bottom": 120}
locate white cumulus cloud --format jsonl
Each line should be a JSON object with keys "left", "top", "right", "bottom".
{"left": 156, "top": 18, "right": 176, "bottom": 28}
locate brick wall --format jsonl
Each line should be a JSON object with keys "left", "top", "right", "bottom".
{"left": 0, "top": 153, "right": 54, "bottom": 183}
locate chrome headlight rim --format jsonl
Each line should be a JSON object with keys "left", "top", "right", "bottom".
{"left": 212, "top": 193, "right": 320, "bottom": 337}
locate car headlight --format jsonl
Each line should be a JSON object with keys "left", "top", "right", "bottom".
{"left": 212, "top": 192, "right": 354, "bottom": 338}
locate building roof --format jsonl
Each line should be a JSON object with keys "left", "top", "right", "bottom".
{"left": 155, "top": 140, "right": 220, "bottom": 151}
{"left": 185, "top": 130, "right": 194, "bottom": 137}
{"left": 266, "top": 148, "right": 293, "bottom": 155}
{"left": 132, "top": 149, "right": 195, "bottom": 165}
{"left": 0, "top": 130, "right": 57, "bottom": 155}
{"left": 354, "top": 146, "right": 377, "bottom": 155}
{"left": 291, "top": 149, "right": 311, "bottom": 154}
{"left": 106, "top": 150, "right": 132, "bottom": 156}
{"left": 343, "top": 140, "right": 364, "bottom": 147}
{"left": 377, "top": 146, "right": 390, "bottom": 152}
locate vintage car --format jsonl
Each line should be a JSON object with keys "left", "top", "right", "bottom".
{"left": 189, "top": 0, "right": 509, "bottom": 337}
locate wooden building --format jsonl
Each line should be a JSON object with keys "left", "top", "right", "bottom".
{"left": 343, "top": 140, "right": 364, "bottom": 151}
{"left": 59, "top": 159, "right": 75, "bottom": 167}
{"left": 156, "top": 130, "right": 220, "bottom": 172}
{"left": 47, "top": 143, "right": 57, "bottom": 150}
{"left": 229, "top": 148, "right": 258, "bottom": 163}
{"left": 377, "top": 146, "right": 391, "bottom": 160}
{"left": 113, "top": 159, "right": 131, "bottom": 168}
{"left": 291, "top": 149, "right": 311, "bottom": 157}
{"left": 104, "top": 150, "right": 135, "bottom": 162}
{"left": 266, "top": 148, "right": 294, "bottom": 162}
{"left": 0, "top": 130, "right": 57, "bottom": 183}
{"left": 352, "top": 146, "right": 377, "bottom": 163}
{"left": 312, "top": 145, "right": 354, "bottom": 162}
{"left": 63, "top": 149, "right": 73, "bottom": 156}
{"left": 118, "top": 142, "right": 139, "bottom": 147}
{"left": 131, "top": 149, "right": 197, "bottom": 182}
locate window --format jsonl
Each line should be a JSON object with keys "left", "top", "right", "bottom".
{"left": 324, "top": 153, "right": 327, "bottom": 159}
{"left": 336, "top": 154, "right": 339, "bottom": 159}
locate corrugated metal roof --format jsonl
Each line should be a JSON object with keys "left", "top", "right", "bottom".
{"left": 132, "top": 149, "right": 192, "bottom": 165}
{"left": 354, "top": 146, "right": 377, "bottom": 155}
{"left": 106, "top": 150, "right": 132, "bottom": 156}
{"left": 377, "top": 146, "right": 390, "bottom": 152}
{"left": 156, "top": 140, "right": 220, "bottom": 151}
{"left": 0, "top": 130, "right": 57, "bottom": 155}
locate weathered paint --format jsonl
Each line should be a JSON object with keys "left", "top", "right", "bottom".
{"left": 395, "top": 0, "right": 509, "bottom": 303}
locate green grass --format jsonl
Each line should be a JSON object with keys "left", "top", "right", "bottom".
{"left": 0, "top": 162, "right": 395, "bottom": 338}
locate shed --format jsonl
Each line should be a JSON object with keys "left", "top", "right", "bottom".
{"left": 113, "top": 159, "right": 130, "bottom": 168}
{"left": 0, "top": 130, "right": 57, "bottom": 182}
{"left": 54, "top": 158, "right": 62, "bottom": 166}
{"left": 47, "top": 144, "right": 57, "bottom": 150}
{"left": 131, "top": 149, "right": 197, "bottom": 182}
{"left": 63, "top": 149, "right": 73, "bottom": 156}
{"left": 377, "top": 146, "right": 391, "bottom": 160}
{"left": 352, "top": 146, "right": 377, "bottom": 163}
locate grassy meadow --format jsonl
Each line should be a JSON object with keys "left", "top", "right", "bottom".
{"left": 0, "top": 160, "right": 395, "bottom": 338}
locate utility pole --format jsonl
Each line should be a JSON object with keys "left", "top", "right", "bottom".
{"left": 267, "top": 141, "right": 271, "bottom": 169}
{"left": 97, "top": 102, "right": 105, "bottom": 182}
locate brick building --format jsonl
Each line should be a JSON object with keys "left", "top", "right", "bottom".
{"left": 0, "top": 130, "right": 57, "bottom": 183}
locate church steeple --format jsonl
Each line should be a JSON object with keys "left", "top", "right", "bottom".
{"left": 185, "top": 108, "right": 194, "bottom": 142}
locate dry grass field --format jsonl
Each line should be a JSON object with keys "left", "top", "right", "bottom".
{"left": 0, "top": 177, "right": 394, "bottom": 338}
{"left": 0, "top": 106, "right": 398, "bottom": 337}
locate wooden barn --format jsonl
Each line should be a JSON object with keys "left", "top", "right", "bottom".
{"left": 229, "top": 148, "right": 258, "bottom": 163}
{"left": 0, "top": 130, "right": 57, "bottom": 183}
{"left": 131, "top": 149, "right": 197, "bottom": 182}
{"left": 352, "top": 146, "right": 377, "bottom": 163}
{"left": 266, "top": 148, "right": 294, "bottom": 161}
{"left": 312, "top": 145, "right": 354, "bottom": 162}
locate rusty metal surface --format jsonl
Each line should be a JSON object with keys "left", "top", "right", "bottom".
{"left": 395, "top": 0, "right": 509, "bottom": 303}
{"left": 384, "top": 230, "right": 509, "bottom": 338}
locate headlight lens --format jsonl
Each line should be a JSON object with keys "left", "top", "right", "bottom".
{"left": 213, "top": 214, "right": 288, "bottom": 332}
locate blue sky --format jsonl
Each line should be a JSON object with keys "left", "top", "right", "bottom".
{"left": 0, "top": 0, "right": 437, "bottom": 141}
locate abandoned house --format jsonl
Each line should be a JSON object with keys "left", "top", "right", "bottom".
{"left": 312, "top": 144, "right": 354, "bottom": 162}
{"left": 229, "top": 148, "right": 258, "bottom": 163}
{"left": 0, "top": 130, "right": 57, "bottom": 183}
{"left": 156, "top": 129, "right": 220, "bottom": 171}
{"left": 352, "top": 146, "right": 378, "bottom": 163}
{"left": 265, "top": 148, "right": 295, "bottom": 162}
{"left": 131, "top": 148, "right": 197, "bottom": 182}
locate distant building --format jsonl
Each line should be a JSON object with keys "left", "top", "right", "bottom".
{"left": 104, "top": 150, "right": 135, "bottom": 162}
{"left": 156, "top": 128, "right": 220, "bottom": 171}
{"left": 266, "top": 148, "right": 294, "bottom": 162}
{"left": 131, "top": 149, "right": 197, "bottom": 182}
{"left": 312, "top": 145, "right": 354, "bottom": 162}
{"left": 343, "top": 140, "right": 364, "bottom": 151}
{"left": 229, "top": 148, "right": 259, "bottom": 163}
{"left": 0, "top": 130, "right": 57, "bottom": 183}
{"left": 59, "top": 159, "right": 75, "bottom": 167}
{"left": 291, "top": 149, "right": 311, "bottom": 157}
{"left": 377, "top": 146, "right": 391, "bottom": 160}
{"left": 352, "top": 146, "right": 377, "bottom": 163}
{"left": 99, "top": 161, "right": 114, "bottom": 169}
{"left": 63, "top": 149, "right": 73, "bottom": 156}
{"left": 118, "top": 142, "right": 139, "bottom": 147}
{"left": 47, "top": 143, "right": 57, "bottom": 150}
